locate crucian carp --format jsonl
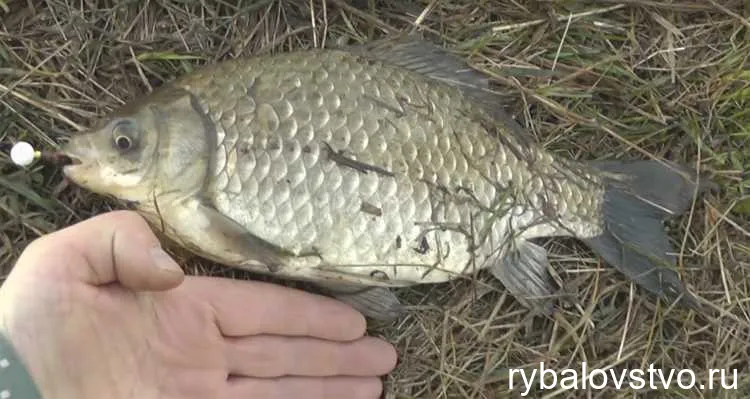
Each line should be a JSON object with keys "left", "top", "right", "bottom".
{"left": 60, "top": 36, "right": 713, "bottom": 320}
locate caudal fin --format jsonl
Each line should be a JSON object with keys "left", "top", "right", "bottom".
{"left": 582, "top": 159, "right": 716, "bottom": 310}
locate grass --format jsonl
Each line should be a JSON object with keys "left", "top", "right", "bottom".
{"left": 1, "top": 0, "right": 749, "bottom": 397}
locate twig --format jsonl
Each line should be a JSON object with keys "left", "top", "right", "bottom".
{"left": 492, "top": 4, "right": 626, "bottom": 32}
{"left": 707, "top": 0, "right": 750, "bottom": 31}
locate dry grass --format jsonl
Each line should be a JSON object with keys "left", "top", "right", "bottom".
{"left": 2, "top": 0, "right": 750, "bottom": 398}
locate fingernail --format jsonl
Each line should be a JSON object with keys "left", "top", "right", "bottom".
{"left": 149, "top": 247, "right": 183, "bottom": 273}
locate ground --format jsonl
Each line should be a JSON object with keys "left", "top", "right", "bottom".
{"left": 1, "top": 1, "right": 749, "bottom": 398}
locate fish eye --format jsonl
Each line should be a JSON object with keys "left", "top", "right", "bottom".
{"left": 111, "top": 119, "right": 139, "bottom": 153}
{"left": 115, "top": 135, "right": 132, "bottom": 150}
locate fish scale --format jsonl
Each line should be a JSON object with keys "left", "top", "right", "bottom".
{"left": 62, "top": 37, "right": 709, "bottom": 319}
{"left": 174, "top": 49, "right": 567, "bottom": 283}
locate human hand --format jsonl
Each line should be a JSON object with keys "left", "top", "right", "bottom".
{"left": 0, "top": 211, "right": 397, "bottom": 399}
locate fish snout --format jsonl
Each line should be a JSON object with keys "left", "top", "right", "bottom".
{"left": 59, "top": 132, "right": 100, "bottom": 178}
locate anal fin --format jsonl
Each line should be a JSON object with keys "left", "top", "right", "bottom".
{"left": 316, "top": 281, "right": 405, "bottom": 322}
{"left": 489, "top": 240, "right": 559, "bottom": 315}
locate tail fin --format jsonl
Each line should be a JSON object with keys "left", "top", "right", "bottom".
{"left": 582, "top": 160, "right": 716, "bottom": 310}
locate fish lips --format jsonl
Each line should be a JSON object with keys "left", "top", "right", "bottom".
{"left": 58, "top": 136, "right": 96, "bottom": 182}
{"left": 61, "top": 156, "right": 85, "bottom": 176}
{"left": 60, "top": 155, "right": 95, "bottom": 187}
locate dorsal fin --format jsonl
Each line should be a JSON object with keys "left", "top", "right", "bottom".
{"left": 346, "top": 34, "right": 530, "bottom": 141}
{"left": 350, "top": 35, "right": 494, "bottom": 94}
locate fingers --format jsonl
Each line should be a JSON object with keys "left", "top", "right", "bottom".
{"left": 17, "top": 210, "right": 184, "bottom": 291}
{"left": 226, "top": 376, "right": 383, "bottom": 399}
{"left": 183, "top": 277, "right": 367, "bottom": 341}
{"left": 225, "top": 335, "right": 397, "bottom": 378}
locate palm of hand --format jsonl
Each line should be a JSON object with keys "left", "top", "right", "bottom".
{"left": 0, "top": 212, "right": 395, "bottom": 399}
{"left": 41, "top": 281, "right": 229, "bottom": 399}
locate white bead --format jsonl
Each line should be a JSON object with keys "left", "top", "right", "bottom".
{"left": 0, "top": 389, "right": 9, "bottom": 398}
{"left": 10, "top": 141, "right": 36, "bottom": 167}
{"left": 0, "top": 358, "right": 8, "bottom": 368}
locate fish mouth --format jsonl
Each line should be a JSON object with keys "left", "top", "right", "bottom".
{"left": 57, "top": 135, "right": 91, "bottom": 175}
{"left": 60, "top": 154, "right": 83, "bottom": 175}
{"left": 58, "top": 151, "right": 87, "bottom": 178}
{"left": 52, "top": 152, "right": 80, "bottom": 167}
{"left": 59, "top": 152, "right": 82, "bottom": 168}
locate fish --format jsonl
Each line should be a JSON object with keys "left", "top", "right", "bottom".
{"left": 59, "top": 36, "right": 714, "bottom": 321}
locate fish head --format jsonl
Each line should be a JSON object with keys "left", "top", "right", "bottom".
{"left": 61, "top": 105, "right": 162, "bottom": 203}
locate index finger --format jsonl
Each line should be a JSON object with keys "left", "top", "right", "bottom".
{"left": 183, "top": 276, "right": 367, "bottom": 341}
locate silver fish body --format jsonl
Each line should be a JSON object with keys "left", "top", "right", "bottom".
{"left": 181, "top": 49, "right": 601, "bottom": 283}
{"left": 61, "top": 37, "right": 711, "bottom": 319}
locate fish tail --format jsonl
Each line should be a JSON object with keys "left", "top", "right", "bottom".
{"left": 581, "top": 159, "right": 717, "bottom": 309}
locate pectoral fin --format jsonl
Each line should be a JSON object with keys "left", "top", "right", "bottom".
{"left": 489, "top": 240, "right": 559, "bottom": 315}
{"left": 316, "top": 281, "right": 405, "bottom": 322}
{"left": 197, "top": 202, "right": 295, "bottom": 272}
{"left": 198, "top": 204, "right": 404, "bottom": 320}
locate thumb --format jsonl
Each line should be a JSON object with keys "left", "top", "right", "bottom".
{"left": 19, "top": 210, "right": 185, "bottom": 292}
